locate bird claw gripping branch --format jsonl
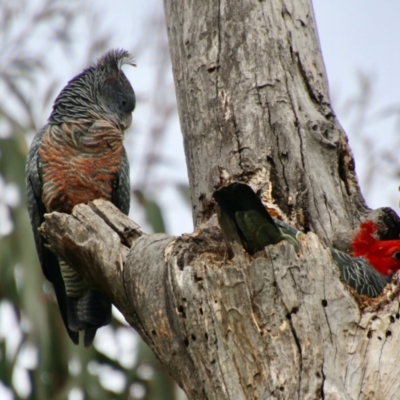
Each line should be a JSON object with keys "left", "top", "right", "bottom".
{"left": 213, "top": 183, "right": 399, "bottom": 298}
{"left": 26, "top": 49, "right": 135, "bottom": 346}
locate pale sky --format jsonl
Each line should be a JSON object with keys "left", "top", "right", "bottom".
{"left": 314, "top": 1, "right": 400, "bottom": 212}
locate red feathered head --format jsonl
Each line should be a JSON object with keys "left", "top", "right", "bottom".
{"left": 352, "top": 221, "right": 400, "bottom": 276}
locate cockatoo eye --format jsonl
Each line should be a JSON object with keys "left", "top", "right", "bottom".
{"left": 392, "top": 251, "right": 400, "bottom": 260}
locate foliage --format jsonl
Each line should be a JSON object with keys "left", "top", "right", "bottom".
{"left": 332, "top": 72, "right": 400, "bottom": 210}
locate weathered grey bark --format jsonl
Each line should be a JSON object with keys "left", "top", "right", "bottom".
{"left": 164, "top": 0, "right": 367, "bottom": 241}
{"left": 42, "top": 200, "right": 400, "bottom": 400}
{"left": 39, "top": 0, "right": 400, "bottom": 399}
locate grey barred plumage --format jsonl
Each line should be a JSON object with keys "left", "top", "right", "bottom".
{"left": 276, "top": 218, "right": 391, "bottom": 297}
{"left": 26, "top": 49, "right": 135, "bottom": 346}
{"left": 49, "top": 49, "right": 135, "bottom": 128}
{"left": 329, "top": 248, "right": 391, "bottom": 297}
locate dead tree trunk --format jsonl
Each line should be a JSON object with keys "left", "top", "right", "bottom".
{"left": 41, "top": 0, "right": 400, "bottom": 399}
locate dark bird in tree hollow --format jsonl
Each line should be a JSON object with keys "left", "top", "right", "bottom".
{"left": 213, "top": 183, "right": 399, "bottom": 298}
{"left": 26, "top": 49, "right": 135, "bottom": 346}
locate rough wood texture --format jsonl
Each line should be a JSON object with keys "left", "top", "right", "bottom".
{"left": 164, "top": 0, "right": 369, "bottom": 240}
{"left": 41, "top": 200, "right": 400, "bottom": 399}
